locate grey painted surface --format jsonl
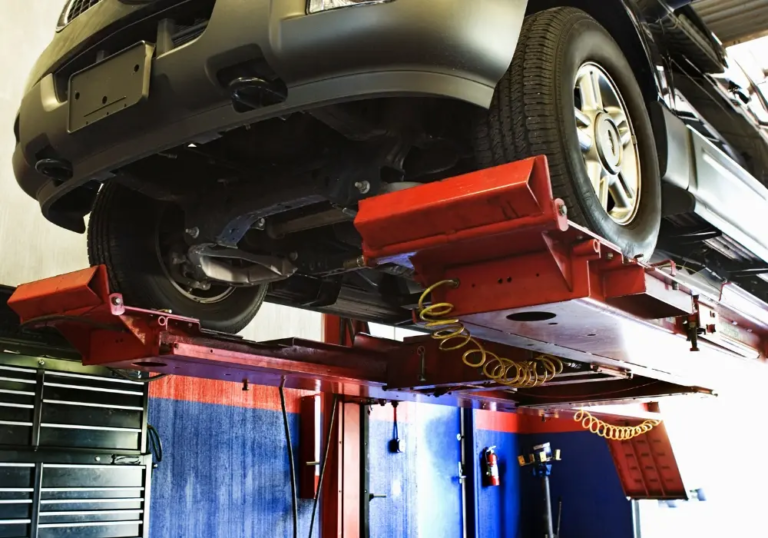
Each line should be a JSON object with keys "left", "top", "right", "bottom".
{"left": 0, "top": 0, "right": 321, "bottom": 341}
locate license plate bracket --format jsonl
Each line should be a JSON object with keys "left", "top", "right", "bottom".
{"left": 68, "top": 41, "right": 155, "bottom": 133}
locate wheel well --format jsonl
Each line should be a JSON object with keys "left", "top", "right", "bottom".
{"left": 525, "top": 0, "right": 660, "bottom": 104}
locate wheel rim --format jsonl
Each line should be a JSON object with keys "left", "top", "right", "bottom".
{"left": 574, "top": 62, "right": 641, "bottom": 225}
{"left": 155, "top": 207, "right": 235, "bottom": 305}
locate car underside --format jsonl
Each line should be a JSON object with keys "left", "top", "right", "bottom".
{"left": 14, "top": 0, "right": 768, "bottom": 332}
{"left": 105, "top": 95, "right": 768, "bottom": 328}
{"left": 106, "top": 97, "right": 477, "bottom": 325}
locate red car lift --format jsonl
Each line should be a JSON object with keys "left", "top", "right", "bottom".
{"left": 7, "top": 155, "right": 767, "bottom": 503}
{"left": 11, "top": 155, "right": 761, "bottom": 403}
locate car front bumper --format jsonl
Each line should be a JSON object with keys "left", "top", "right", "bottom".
{"left": 14, "top": 0, "right": 527, "bottom": 232}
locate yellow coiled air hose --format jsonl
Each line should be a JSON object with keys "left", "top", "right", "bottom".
{"left": 573, "top": 409, "right": 661, "bottom": 440}
{"left": 418, "top": 280, "right": 660, "bottom": 439}
{"left": 417, "top": 279, "right": 563, "bottom": 388}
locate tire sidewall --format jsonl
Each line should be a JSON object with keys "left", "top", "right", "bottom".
{"left": 90, "top": 183, "right": 267, "bottom": 334}
{"left": 139, "top": 204, "right": 268, "bottom": 332}
{"left": 558, "top": 16, "right": 661, "bottom": 258}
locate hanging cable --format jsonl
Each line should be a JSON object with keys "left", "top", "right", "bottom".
{"left": 573, "top": 409, "right": 661, "bottom": 440}
{"left": 279, "top": 377, "right": 299, "bottom": 538}
{"left": 417, "top": 280, "right": 564, "bottom": 388}
{"left": 147, "top": 424, "right": 163, "bottom": 467}
{"left": 308, "top": 395, "right": 339, "bottom": 538}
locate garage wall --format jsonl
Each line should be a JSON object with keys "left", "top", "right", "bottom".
{"left": 368, "top": 404, "right": 463, "bottom": 538}
{"left": 472, "top": 412, "right": 524, "bottom": 537}
{"left": 472, "top": 412, "right": 633, "bottom": 538}
{"left": 147, "top": 388, "right": 468, "bottom": 538}
{"left": 0, "top": 1, "right": 86, "bottom": 286}
{"left": 365, "top": 407, "right": 632, "bottom": 538}
{"left": 148, "top": 377, "right": 317, "bottom": 538}
{"left": 518, "top": 431, "right": 633, "bottom": 538}
{"left": 147, "top": 381, "right": 632, "bottom": 538}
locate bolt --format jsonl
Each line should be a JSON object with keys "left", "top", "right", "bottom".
{"left": 343, "top": 256, "right": 366, "bottom": 271}
{"left": 186, "top": 227, "right": 200, "bottom": 239}
{"left": 558, "top": 204, "right": 567, "bottom": 216}
{"left": 606, "top": 252, "right": 614, "bottom": 261}
{"left": 354, "top": 180, "right": 371, "bottom": 194}
{"left": 94, "top": 456, "right": 101, "bottom": 462}
{"left": 254, "top": 218, "right": 266, "bottom": 230}
{"left": 111, "top": 296, "right": 123, "bottom": 306}
{"left": 289, "top": 252, "right": 298, "bottom": 261}
{"left": 37, "top": 359, "right": 45, "bottom": 367}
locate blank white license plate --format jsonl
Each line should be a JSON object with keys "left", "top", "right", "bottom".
{"left": 68, "top": 41, "right": 155, "bottom": 133}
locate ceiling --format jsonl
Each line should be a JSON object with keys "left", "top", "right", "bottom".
{"left": 693, "top": 0, "right": 768, "bottom": 45}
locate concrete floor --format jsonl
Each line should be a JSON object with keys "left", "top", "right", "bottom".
{"left": 0, "top": 0, "right": 321, "bottom": 342}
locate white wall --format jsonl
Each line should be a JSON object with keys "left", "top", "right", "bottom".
{"left": 0, "top": 1, "right": 87, "bottom": 285}
{"left": 0, "top": 0, "right": 321, "bottom": 341}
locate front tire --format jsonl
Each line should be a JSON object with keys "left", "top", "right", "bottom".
{"left": 473, "top": 7, "right": 661, "bottom": 258}
{"left": 88, "top": 182, "right": 268, "bottom": 333}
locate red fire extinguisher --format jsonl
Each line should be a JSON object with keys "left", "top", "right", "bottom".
{"left": 483, "top": 446, "right": 500, "bottom": 487}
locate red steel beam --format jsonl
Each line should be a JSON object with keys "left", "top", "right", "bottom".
{"left": 321, "top": 316, "right": 364, "bottom": 538}
{"left": 320, "top": 392, "right": 344, "bottom": 538}
{"left": 7, "top": 267, "right": 711, "bottom": 410}
{"left": 341, "top": 402, "right": 361, "bottom": 538}
{"left": 299, "top": 395, "right": 321, "bottom": 499}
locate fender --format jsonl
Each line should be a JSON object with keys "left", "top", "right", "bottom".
{"left": 526, "top": 0, "right": 672, "bottom": 105}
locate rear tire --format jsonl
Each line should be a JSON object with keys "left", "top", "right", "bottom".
{"left": 88, "top": 182, "right": 267, "bottom": 333}
{"left": 473, "top": 7, "right": 661, "bottom": 259}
